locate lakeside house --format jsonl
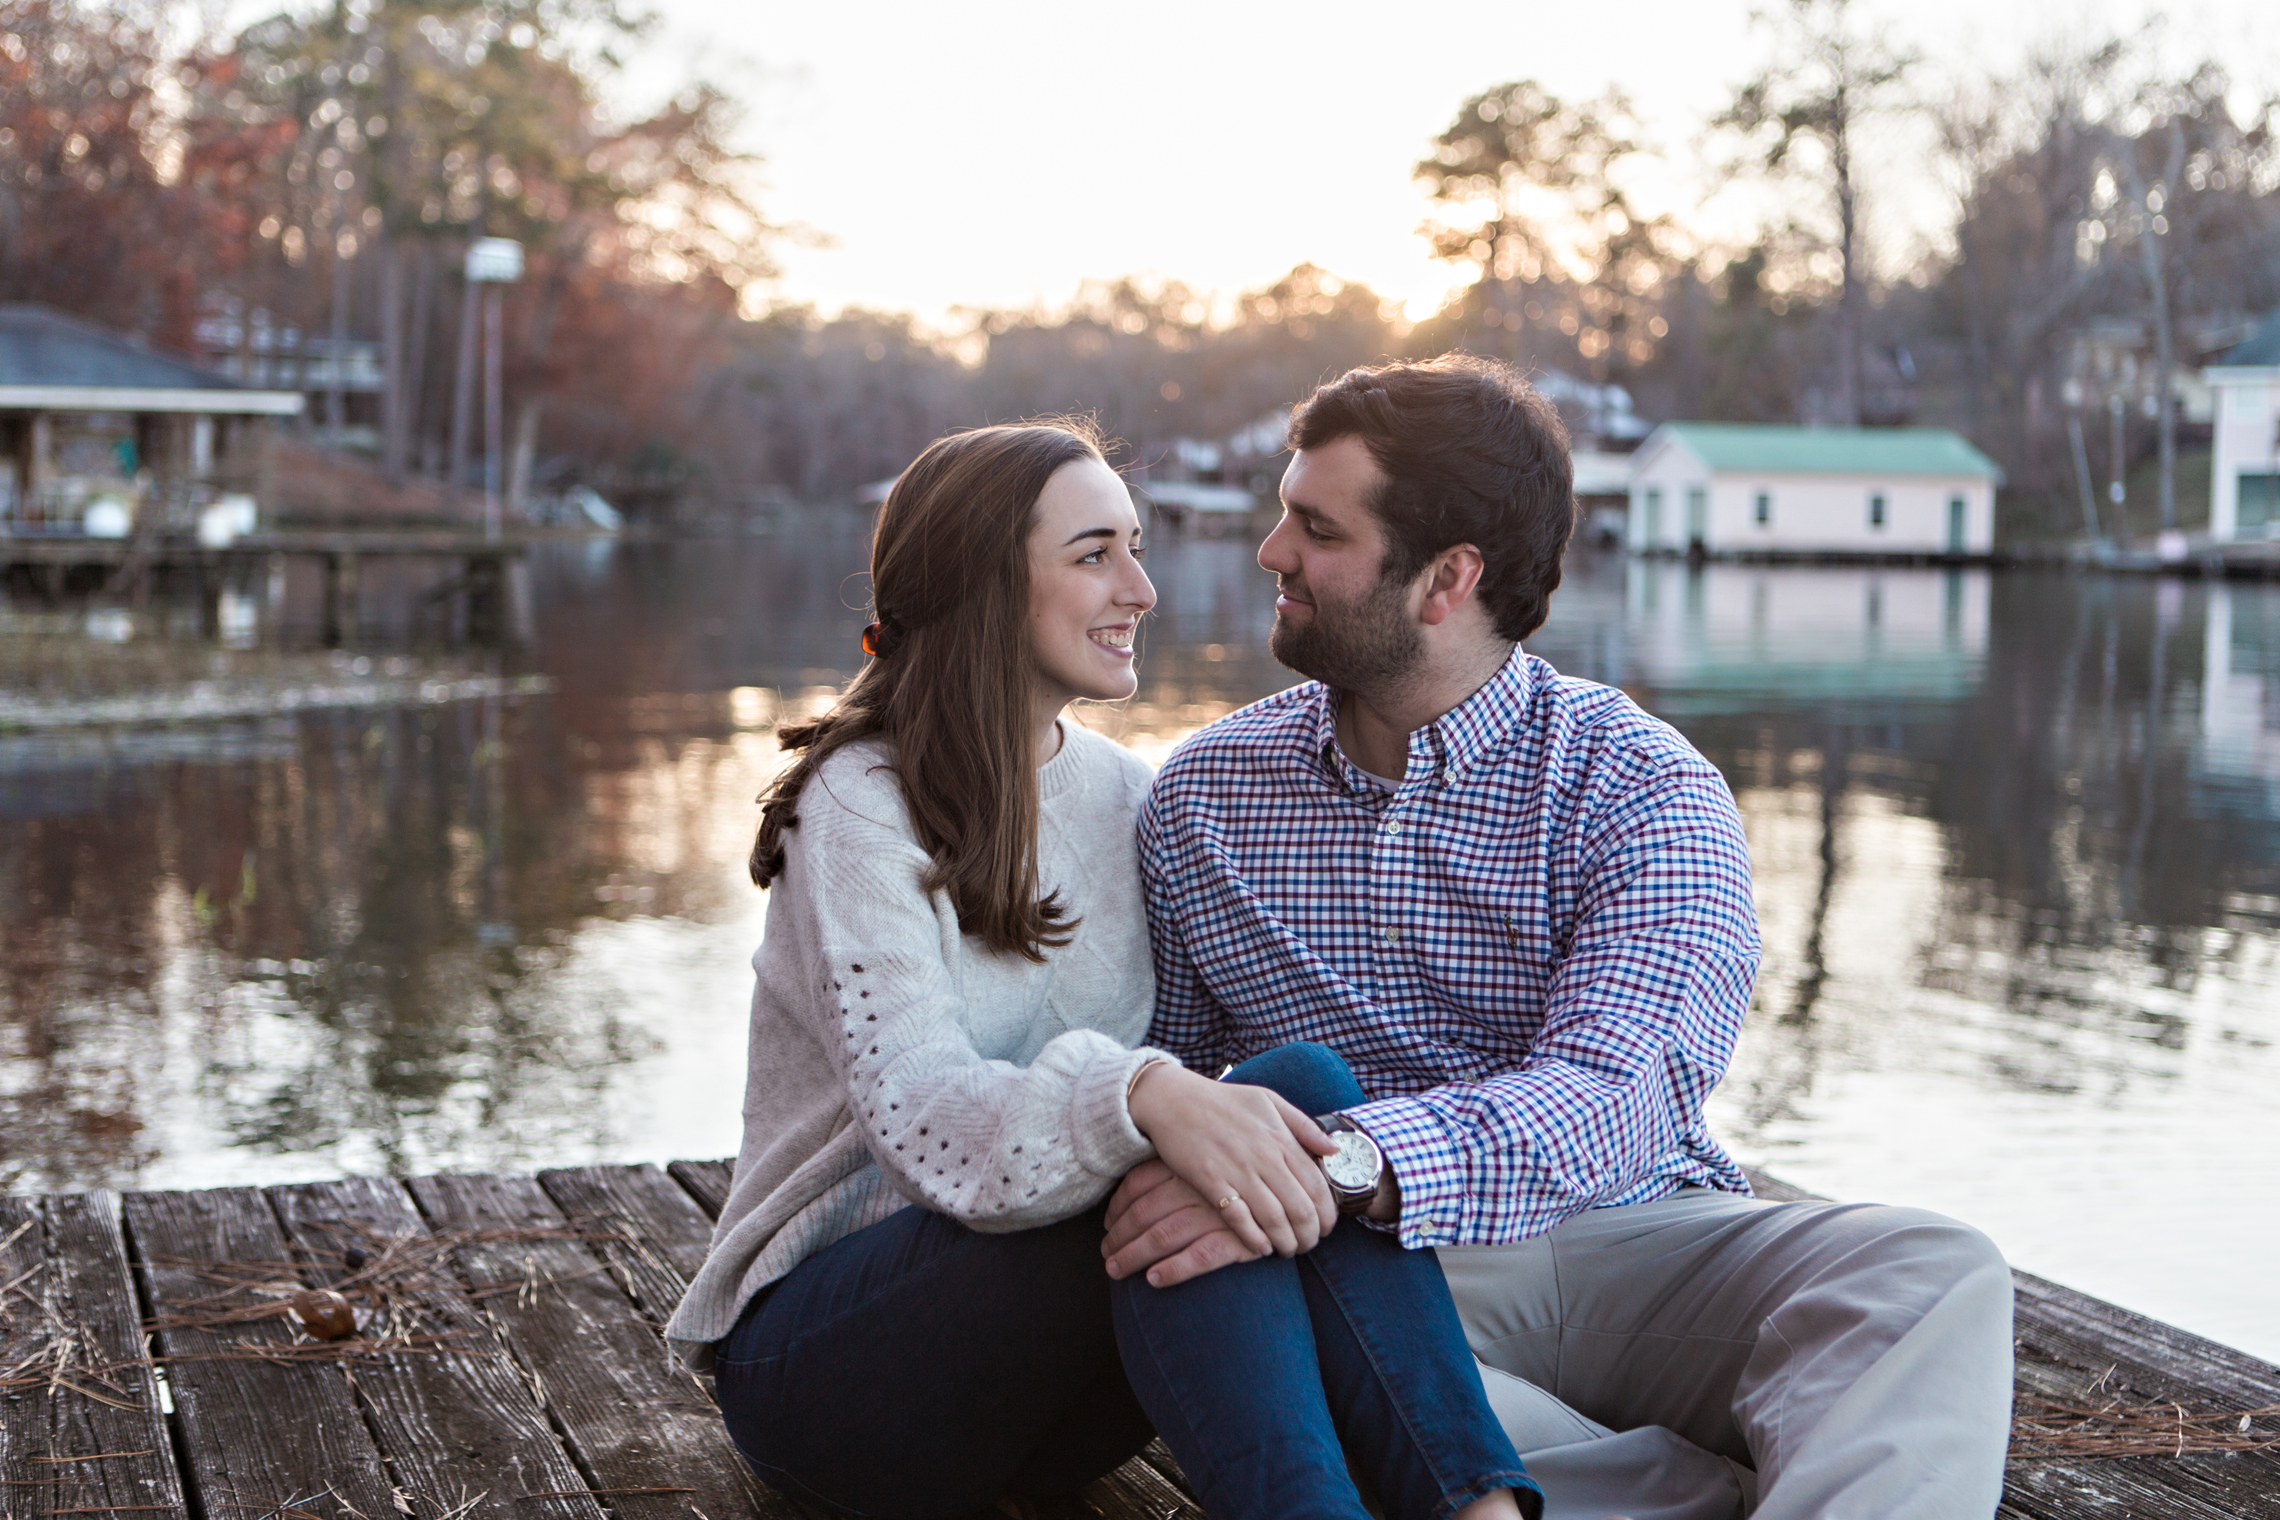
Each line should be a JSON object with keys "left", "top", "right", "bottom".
{"left": 2204, "top": 309, "right": 2280, "bottom": 543}
{"left": 0, "top": 304, "right": 303, "bottom": 538}
{"left": 1573, "top": 448, "right": 1636, "bottom": 544}
{"left": 1626, "top": 422, "right": 2002, "bottom": 559}
{"left": 194, "top": 297, "right": 384, "bottom": 446}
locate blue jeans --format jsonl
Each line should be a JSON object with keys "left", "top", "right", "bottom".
{"left": 713, "top": 1201, "right": 1150, "bottom": 1517}
{"left": 712, "top": 1042, "right": 1539, "bottom": 1520}
{"left": 1114, "top": 1043, "right": 1541, "bottom": 1520}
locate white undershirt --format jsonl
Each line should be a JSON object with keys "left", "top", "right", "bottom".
{"left": 1350, "top": 764, "right": 1399, "bottom": 798}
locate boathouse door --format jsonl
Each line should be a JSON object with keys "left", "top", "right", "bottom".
{"left": 1947, "top": 494, "right": 1967, "bottom": 554}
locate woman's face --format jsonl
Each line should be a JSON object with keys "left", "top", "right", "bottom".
{"left": 1026, "top": 456, "right": 1156, "bottom": 710}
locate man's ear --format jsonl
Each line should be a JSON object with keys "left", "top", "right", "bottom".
{"left": 1415, "top": 544, "right": 1485, "bottom": 627}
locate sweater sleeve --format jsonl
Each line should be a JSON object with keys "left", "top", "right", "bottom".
{"left": 789, "top": 766, "right": 1163, "bottom": 1232}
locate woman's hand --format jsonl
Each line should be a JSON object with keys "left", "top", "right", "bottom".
{"left": 1124, "top": 1062, "right": 1340, "bottom": 1259}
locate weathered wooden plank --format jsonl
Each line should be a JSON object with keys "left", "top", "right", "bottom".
{"left": 0, "top": 1193, "right": 187, "bottom": 1520}
{"left": 1738, "top": 1166, "right": 1820, "bottom": 1204}
{"left": 2000, "top": 1458, "right": 2267, "bottom": 1520}
{"left": 407, "top": 1170, "right": 799, "bottom": 1520}
{"left": 1136, "top": 1439, "right": 1199, "bottom": 1500}
{"left": 2011, "top": 1270, "right": 2280, "bottom": 1409}
{"left": 266, "top": 1175, "right": 605, "bottom": 1520}
{"left": 121, "top": 1185, "right": 397, "bottom": 1520}
{"left": 666, "top": 1159, "right": 734, "bottom": 1222}
{"left": 2006, "top": 1283, "right": 2280, "bottom": 1520}
{"left": 82, "top": 1159, "right": 2277, "bottom": 1520}
{"left": 536, "top": 1164, "right": 714, "bottom": 1326}
{"left": 1088, "top": 1441, "right": 1205, "bottom": 1520}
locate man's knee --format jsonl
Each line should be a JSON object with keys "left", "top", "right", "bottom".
{"left": 1839, "top": 1205, "right": 2007, "bottom": 1288}
{"left": 1784, "top": 1202, "right": 2012, "bottom": 1340}
{"left": 1224, "top": 1040, "right": 1363, "bottom": 1113}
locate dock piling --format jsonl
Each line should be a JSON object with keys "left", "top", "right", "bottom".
{"left": 320, "top": 550, "right": 361, "bottom": 646}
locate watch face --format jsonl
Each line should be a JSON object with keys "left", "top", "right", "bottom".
{"left": 1322, "top": 1128, "right": 1380, "bottom": 1192}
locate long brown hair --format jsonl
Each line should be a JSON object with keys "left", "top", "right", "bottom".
{"left": 750, "top": 420, "right": 1107, "bottom": 961}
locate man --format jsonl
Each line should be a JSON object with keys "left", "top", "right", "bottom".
{"left": 1106, "top": 355, "right": 2013, "bottom": 1520}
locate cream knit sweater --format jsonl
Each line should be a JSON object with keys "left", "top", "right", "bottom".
{"left": 666, "top": 722, "right": 1166, "bottom": 1366}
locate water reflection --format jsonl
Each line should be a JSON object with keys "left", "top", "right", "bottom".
{"left": 1588, "top": 562, "right": 2280, "bottom": 1359}
{"left": 1, "top": 536, "right": 2276, "bottom": 1358}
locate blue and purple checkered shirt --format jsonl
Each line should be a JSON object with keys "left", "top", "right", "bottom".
{"left": 1139, "top": 648, "right": 1759, "bottom": 1249}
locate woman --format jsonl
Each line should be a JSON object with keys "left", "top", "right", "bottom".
{"left": 667, "top": 420, "right": 1540, "bottom": 1520}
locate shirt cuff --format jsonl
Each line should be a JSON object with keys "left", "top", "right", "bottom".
{"left": 1342, "top": 1094, "right": 1468, "bottom": 1249}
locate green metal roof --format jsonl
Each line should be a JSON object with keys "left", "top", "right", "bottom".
{"left": 1648, "top": 423, "right": 2002, "bottom": 478}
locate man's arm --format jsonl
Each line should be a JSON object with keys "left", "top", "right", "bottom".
{"left": 1136, "top": 782, "right": 1233, "bottom": 1072}
{"left": 1112, "top": 753, "right": 1757, "bottom": 1277}
{"left": 1105, "top": 785, "right": 1254, "bottom": 1282}
{"left": 1342, "top": 759, "right": 1760, "bottom": 1250}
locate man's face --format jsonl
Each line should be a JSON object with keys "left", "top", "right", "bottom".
{"left": 1259, "top": 435, "right": 1423, "bottom": 691}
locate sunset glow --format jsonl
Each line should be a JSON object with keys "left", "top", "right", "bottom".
{"left": 629, "top": 0, "right": 2280, "bottom": 326}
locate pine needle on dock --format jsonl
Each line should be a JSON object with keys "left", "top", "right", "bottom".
{"left": 2011, "top": 1393, "right": 2280, "bottom": 1461}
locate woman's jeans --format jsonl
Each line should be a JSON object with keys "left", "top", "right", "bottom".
{"left": 713, "top": 1202, "right": 1149, "bottom": 1517}
{"left": 711, "top": 1042, "right": 1539, "bottom": 1520}
{"left": 1114, "top": 1043, "right": 1539, "bottom": 1520}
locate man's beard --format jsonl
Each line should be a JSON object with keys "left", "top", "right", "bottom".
{"left": 1268, "top": 569, "right": 1424, "bottom": 694}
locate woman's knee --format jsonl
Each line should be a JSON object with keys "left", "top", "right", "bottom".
{"left": 1224, "top": 1040, "right": 1363, "bottom": 1113}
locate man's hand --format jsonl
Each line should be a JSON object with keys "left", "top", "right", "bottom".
{"left": 1102, "top": 1159, "right": 1278, "bottom": 1287}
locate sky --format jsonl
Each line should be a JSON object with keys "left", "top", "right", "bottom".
{"left": 622, "top": 1, "right": 2280, "bottom": 326}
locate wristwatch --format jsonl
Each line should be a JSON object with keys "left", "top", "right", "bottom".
{"left": 1314, "top": 1114, "right": 1385, "bottom": 1216}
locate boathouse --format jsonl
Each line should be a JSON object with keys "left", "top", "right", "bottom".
{"left": 0, "top": 304, "right": 304, "bottom": 538}
{"left": 2205, "top": 308, "right": 2280, "bottom": 543}
{"left": 1626, "top": 422, "right": 2002, "bottom": 559}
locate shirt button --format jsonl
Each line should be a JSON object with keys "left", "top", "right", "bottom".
{"left": 1384, "top": 927, "right": 1401, "bottom": 944}
{"left": 1383, "top": 820, "right": 1402, "bottom": 834}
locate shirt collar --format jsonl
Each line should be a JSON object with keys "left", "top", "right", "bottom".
{"left": 1305, "top": 644, "right": 1537, "bottom": 795}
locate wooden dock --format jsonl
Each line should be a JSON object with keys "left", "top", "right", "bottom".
{"left": 0, "top": 529, "right": 532, "bottom": 644}
{"left": 2, "top": 1161, "right": 2273, "bottom": 1520}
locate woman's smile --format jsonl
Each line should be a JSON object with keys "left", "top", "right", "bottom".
{"left": 1027, "top": 456, "right": 1156, "bottom": 715}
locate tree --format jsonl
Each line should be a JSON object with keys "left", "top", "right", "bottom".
{"left": 1634, "top": 247, "right": 1821, "bottom": 426}
{"left": 1924, "top": 37, "right": 2280, "bottom": 541}
{"left": 1718, "top": 0, "right": 1916, "bottom": 426}
{"left": 175, "top": 0, "right": 771, "bottom": 502}
{"left": 0, "top": 1, "right": 207, "bottom": 341}
{"left": 1415, "top": 80, "right": 1673, "bottom": 380}
{"left": 2098, "top": 66, "right": 2279, "bottom": 534}
{"left": 1924, "top": 38, "right": 2131, "bottom": 513}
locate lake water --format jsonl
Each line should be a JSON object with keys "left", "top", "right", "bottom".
{"left": 4, "top": 528, "right": 2277, "bottom": 1361}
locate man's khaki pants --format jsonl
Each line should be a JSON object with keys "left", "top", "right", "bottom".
{"left": 1435, "top": 1189, "right": 2015, "bottom": 1520}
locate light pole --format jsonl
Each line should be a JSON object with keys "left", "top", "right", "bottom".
{"left": 464, "top": 237, "right": 524, "bottom": 542}
{"left": 2107, "top": 392, "right": 2127, "bottom": 525}
{"left": 2061, "top": 378, "right": 2101, "bottom": 545}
